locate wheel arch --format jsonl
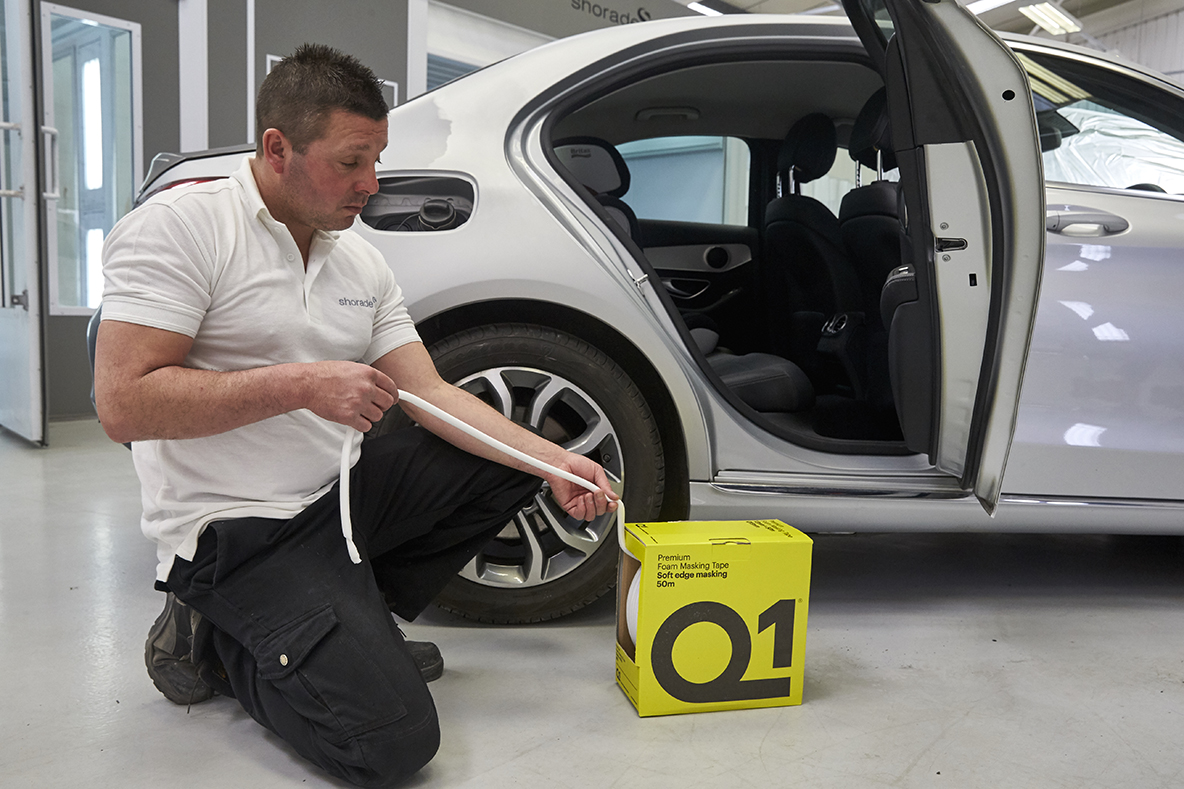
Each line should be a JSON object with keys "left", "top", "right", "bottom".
{"left": 415, "top": 298, "right": 690, "bottom": 521}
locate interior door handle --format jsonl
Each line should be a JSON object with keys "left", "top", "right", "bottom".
{"left": 1045, "top": 207, "right": 1129, "bottom": 236}
{"left": 0, "top": 120, "right": 21, "bottom": 198}
{"left": 41, "top": 125, "right": 59, "bottom": 200}
{"left": 660, "top": 278, "right": 709, "bottom": 300}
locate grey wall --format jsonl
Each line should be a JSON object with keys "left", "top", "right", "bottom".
{"left": 253, "top": 0, "right": 409, "bottom": 115}
{"left": 44, "top": 0, "right": 180, "bottom": 419}
{"left": 208, "top": 0, "right": 249, "bottom": 149}
{"left": 206, "top": 0, "right": 409, "bottom": 149}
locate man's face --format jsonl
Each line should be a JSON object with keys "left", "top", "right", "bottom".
{"left": 279, "top": 109, "right": 388, "bottom": 233}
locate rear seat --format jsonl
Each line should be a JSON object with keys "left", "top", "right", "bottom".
{"left": 691, "top": 325, "right": 814, "bottom": 414}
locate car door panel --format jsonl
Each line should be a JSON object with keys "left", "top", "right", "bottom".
{"left": 638, "top": 218, "right": 760, "bottom": 344}
{"left": 845, "top": 0, "right": 1045, "bottom": 513}
{"left": 1006, "top": 185, "right": 1184, "bottom": 500}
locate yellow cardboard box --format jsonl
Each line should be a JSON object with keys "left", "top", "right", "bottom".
{"left": 615, "top": 519, "right": 812, "bottom": 717}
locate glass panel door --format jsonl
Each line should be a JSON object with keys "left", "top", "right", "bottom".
{"left": 0, "top": 0, "right": 44, "bottom": 443}
{"left": 41, "top": 3, "right": 139, "bottom": 315}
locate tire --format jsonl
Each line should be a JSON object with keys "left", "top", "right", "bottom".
{"left": 370, "top": 323, "right": 665, "bottom": 623}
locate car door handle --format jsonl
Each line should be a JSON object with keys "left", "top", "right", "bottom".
{"left": 660, "top": 278, "right": 709, "bottom": 300}
{"left": 1045, "top": 207, "right": 1129, "bottom": 236}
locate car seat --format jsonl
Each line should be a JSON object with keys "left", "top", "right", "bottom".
{"left": 837, "top": 87, "right": 905, "bottom": 409}
{"left": 839, "top": 87, "right": 902, "bottom": 332}
{"left": 552, "top": 136, "right": 641, "bottom": 241}
{"left": 761, "top": 113, "right": 860, "bottom": 375}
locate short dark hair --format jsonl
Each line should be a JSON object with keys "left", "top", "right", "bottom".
{"left": 255, "top": 43, "right": 388, "bottom": 154}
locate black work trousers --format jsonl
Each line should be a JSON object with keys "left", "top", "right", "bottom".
{"left": 165, "top": 426, "right": 541, "bottom": 787}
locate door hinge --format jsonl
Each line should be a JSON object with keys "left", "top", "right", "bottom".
{"left": 10, "top": 289, "right": 28, "bottom": 310}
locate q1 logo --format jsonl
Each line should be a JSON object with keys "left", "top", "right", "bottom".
{"left": 650, "top": 599, "right": 797, "bottom": 703}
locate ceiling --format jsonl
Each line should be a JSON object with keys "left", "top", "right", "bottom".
{"left": 673, "top": 0, "right": 1155, "bottom": 38}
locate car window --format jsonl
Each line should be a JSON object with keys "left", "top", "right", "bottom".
{"left": 801, "top": 153, "right": 897, "bottom": 216}
{"left": 1018, "top": 51, "right": 1184, "bottom": 193}
{"left": 617, "top": 136, "right": 749, "bottom": 225}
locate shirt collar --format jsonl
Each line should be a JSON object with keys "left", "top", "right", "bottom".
{"left": 231, "top": 155, "right": 342, "bottom": 243}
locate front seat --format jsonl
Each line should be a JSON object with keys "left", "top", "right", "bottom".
{"left": 838, "top": 87, "right": 904, "bottom": 408}
{"left": 553, "top": 136, "right": 641, "bottom": 241}
{"left": 839, "top": 87, "right": 902, "bottom": 331}
{"left": 761, "top": 113, "right": 860, "bottom": 373}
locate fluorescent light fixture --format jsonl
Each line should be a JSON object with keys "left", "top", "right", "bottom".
{"left": 966, "top": 0, "right": 1013, "bottom": 14}
{"left": 83, "top": 57, "right": 103, "bottom": 191}
{"left": 687, "top": 2, "right": 723, "bottom": 16}
{"left": 1019, "top": 2, "right": 1082, "bottom": 35}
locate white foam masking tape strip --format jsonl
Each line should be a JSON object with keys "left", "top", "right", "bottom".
{"left": 339, "top": 390, "right": 633, "bottom": 564}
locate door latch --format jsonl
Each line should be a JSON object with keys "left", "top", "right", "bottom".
{"left": 10, "top": 289, "right": 28, "bottom": 310}
{"left": 935, "top": 237, "right": 968, "bottom": 253}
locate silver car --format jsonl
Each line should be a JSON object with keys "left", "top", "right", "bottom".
{"left": 134, "top": 0, "right": 1184, "bottom": 623}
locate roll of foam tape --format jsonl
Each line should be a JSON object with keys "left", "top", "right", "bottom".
{"left": 625, "top": 569, "right": 641, "bottom": 646}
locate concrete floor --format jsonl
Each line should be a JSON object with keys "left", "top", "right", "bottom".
{"left": 4, "top": 419, "right": 1184, "bottom": 788}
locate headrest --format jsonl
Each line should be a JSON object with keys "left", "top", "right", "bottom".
{"left": 777, "top": 113, "right": 837, "bottom": 185}
{"left": 553, "top": 137, "right": 630, "bottom": 197}
{"left": 848, "top": 88, "right": 897, "bottom": 172}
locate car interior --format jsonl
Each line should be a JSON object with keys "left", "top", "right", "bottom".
{"left": 548, "top": 57, "right": 915, "bottom": 456}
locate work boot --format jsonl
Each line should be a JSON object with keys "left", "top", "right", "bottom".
{"left": 144, "top": 593, "right": 216, "bottom": 705}
{"left": 407, "top": 639, "right": 443, "bottom": 683}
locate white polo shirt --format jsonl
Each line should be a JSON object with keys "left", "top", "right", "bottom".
{"left": 102, "top": 157, "right": 420, "bottom": 582}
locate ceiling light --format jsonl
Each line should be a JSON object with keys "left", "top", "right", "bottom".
{"left": 687, "top": 2, "right": 723, "bottom": 16}
{"left": 1019, "top": 2, "right": 1082, "bottom": 35}
{"left": 966, "top": 0, "right": 1013, "bottom": 14}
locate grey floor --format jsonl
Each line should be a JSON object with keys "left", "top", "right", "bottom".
{"left": 4, "top": 420, "right": 1184, "bottom": 788}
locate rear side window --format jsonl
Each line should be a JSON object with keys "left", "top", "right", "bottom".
{"left": 617, "top": 136, "right": 750, "bottom": 225}
{"left": 800, "top": 154, "right": 898, "bottom": 217}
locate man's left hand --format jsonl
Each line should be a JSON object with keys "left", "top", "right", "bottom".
{"left": 548, "top": 453, "right": 619, "bottom": 521}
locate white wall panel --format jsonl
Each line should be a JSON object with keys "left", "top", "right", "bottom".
{"left": 427, "top": 2, "right": 553, "bottom": 67}
{"left": 1097, "top": 7, "right": 1184, "bottom": 79}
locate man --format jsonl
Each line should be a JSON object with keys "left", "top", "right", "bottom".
{"left": 95, "top": 44, "right": 616, "bottom": 787}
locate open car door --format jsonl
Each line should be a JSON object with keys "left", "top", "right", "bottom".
{"left": 841, "top": 0, "right": 1045, "bottom": 514}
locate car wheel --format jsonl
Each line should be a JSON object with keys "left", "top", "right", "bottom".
{"left": 371, "top": 323, "right": 665, "bottom": 623}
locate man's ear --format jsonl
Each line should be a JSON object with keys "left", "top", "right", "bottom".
{"left": 260, "top": 128, "right": 291, "bottom": 174}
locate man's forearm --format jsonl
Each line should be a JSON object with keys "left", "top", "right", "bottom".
{"left": 95, "top": 319, "right": 399, "bottom": 443}
{"left": 98, "top": 363, "right": 305, "bottom": 442}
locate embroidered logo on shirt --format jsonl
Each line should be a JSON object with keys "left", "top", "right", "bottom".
{"left": 338, "top": 296, "right": 377, "bottom": 308}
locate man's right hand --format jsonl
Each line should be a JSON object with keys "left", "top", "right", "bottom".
{"left": 302, "top": 361, "right": 398, "bottom": 432}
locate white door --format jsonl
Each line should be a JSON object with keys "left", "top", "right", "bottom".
{"left": 0, "top": 0, "right": 45, "bottom": 444}
{"left": 41, "top": 3, "right": 141, "bottom": 315}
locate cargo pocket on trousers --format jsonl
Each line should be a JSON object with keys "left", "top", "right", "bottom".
{"left": 254, "top": 604, "right": 409, "bottom": 742}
